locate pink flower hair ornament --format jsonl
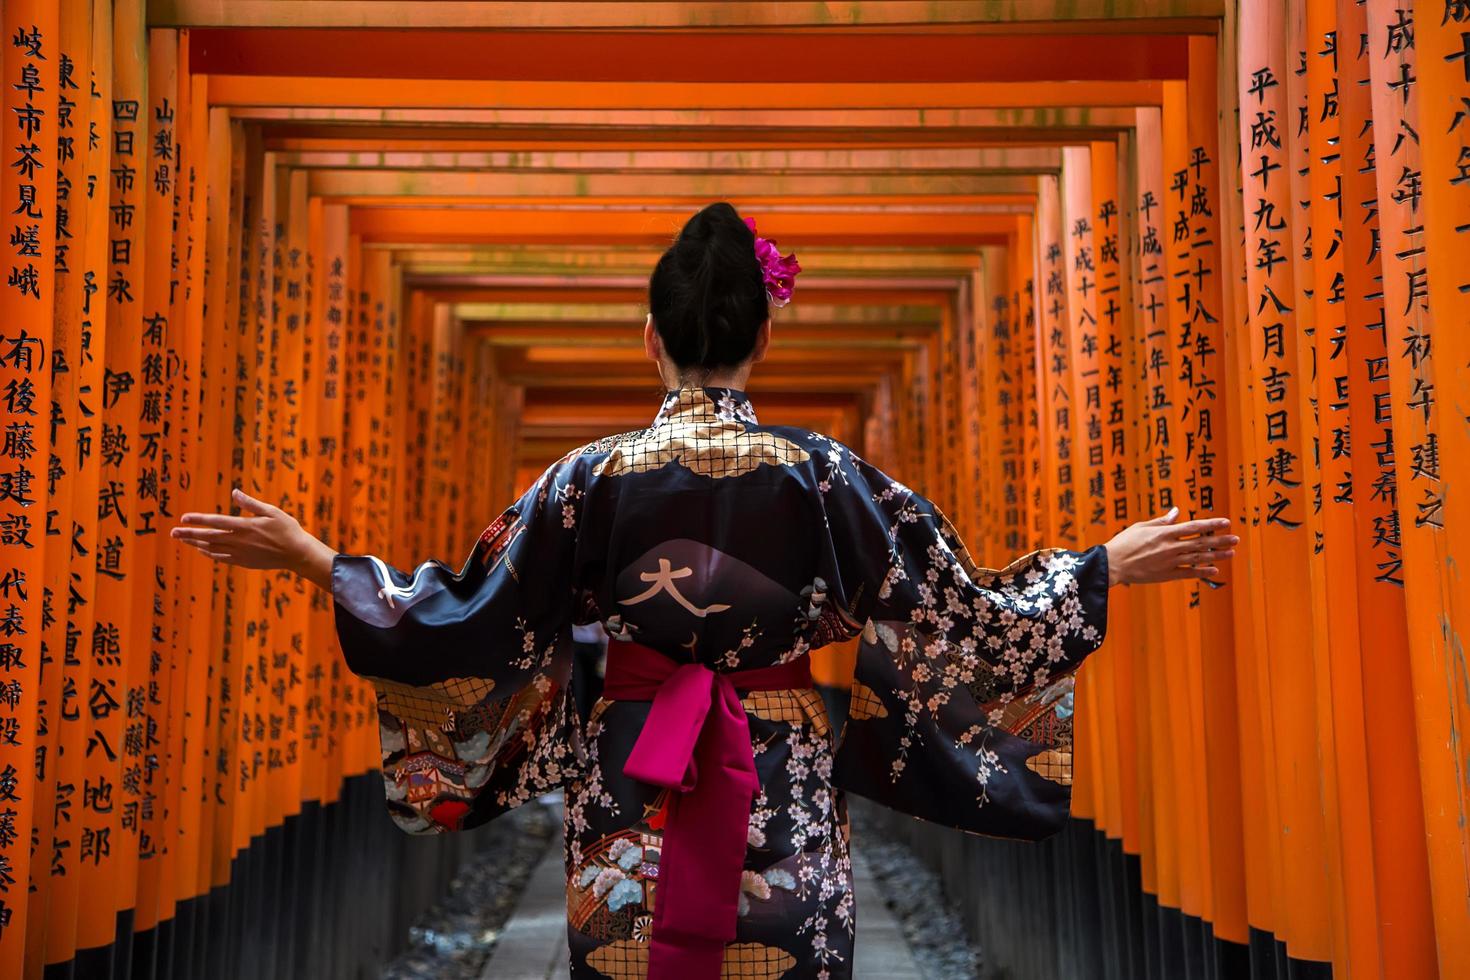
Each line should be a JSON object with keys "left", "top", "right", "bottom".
{"left": 744, "top": 217, "right": 801, "bottom": 308}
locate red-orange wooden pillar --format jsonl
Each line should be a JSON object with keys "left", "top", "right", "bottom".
{"left": 0, "top": 1, "right": 60, "bottom": 970}
{"left": 1416, "top": 7, "right": 1470, "bottom": 972}
{"left": 1238, "top": 0, "right": 1336, "bottom": 961}
{"left": 1367, "top": 1, "right": 1470, "bottom": 974}
{"left": 130, "top": 25, "right": 177, "bottom": 938}
{"left": 26, "top": 1, "right": 95, "bottom": 973}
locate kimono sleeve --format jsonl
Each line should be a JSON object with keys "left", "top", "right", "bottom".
{"left": 331, "top": 455, "right": 589, "bottom": 835}
{"left": 818, "top": 447, "right": 1110, "bottom": 840}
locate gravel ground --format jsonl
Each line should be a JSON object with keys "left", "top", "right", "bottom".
{"left": 379, "top": 794, "right": 981, "bottom": 980}
{"left": 852, "top": 807, "right": 984, "bottom": 980}
{"left": 379, "top": 797, "right": 560, "bottom": 980}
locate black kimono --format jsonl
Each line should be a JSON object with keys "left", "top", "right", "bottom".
{"left": 332, "top": 387, "right": 1110, "bottom": 979}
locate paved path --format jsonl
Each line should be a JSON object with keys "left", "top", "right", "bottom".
{"left": 480, "top": 845, "right": 923, "bottom": 979}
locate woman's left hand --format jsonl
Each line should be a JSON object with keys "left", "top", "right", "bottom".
{"left": 171, "top": 487, "right": 337, "bottom": 590}
{"left": 1102, "top": 506, "right": 1237, "bottom": 587}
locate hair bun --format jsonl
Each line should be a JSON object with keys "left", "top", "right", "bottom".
{"left": 649, "top": 203, "right": 769, "bottom": 372}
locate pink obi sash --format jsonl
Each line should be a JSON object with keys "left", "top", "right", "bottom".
{"left": 601, "top": 639, "right": 814, "bottom": 980}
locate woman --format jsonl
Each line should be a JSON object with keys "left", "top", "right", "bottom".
{"left": 173, "top": 202, "right": 1235, "bottom": 980}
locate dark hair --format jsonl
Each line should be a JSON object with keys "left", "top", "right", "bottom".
{"left": 649, "top": 202, "right": 769, "bottom": 370}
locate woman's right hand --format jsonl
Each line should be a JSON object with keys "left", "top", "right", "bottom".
{"left": 171, "top": 487, "right": 338, "bottom": 591}
{"left": 1102, "top": 506, "right": 1237, "bottom": 587}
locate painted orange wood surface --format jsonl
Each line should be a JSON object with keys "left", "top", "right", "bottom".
{"left": 0, "top": 1, "right": 60, "bottom": 971}
{"left": 31, "top": 2, "right": 98, "bottom": 972}
{"left": 8, "top": 7, "right": 1468, "bottom": 979}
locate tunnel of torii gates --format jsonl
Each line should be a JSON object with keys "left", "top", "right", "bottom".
{"left": 0, "top": 1, "right": 1467, "bottom": 979}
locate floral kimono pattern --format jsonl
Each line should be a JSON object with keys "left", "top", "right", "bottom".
{"left": 332, "top": 387, "right": 1110, "bottom": 979}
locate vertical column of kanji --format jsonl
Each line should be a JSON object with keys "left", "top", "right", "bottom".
{"left": 1161, "top": 80, "right": 1211, "bottom": 928}
{"left": 240, "top": 148, "right": 275, "bottom": 861}
{"left": 456, "top": 318, "right": 478, "bottom": 552}
{"left": 340, "top": 244, "right": 384, "bottom": 780}
{"left": 484, "top": 328, "right": 512, "bottom": 511}
{"left": 305, "top": 203, "right": 347, "bottom": 809}
{"left": 1285, "top": 0, "right": 1338, "bottom": 762}
{"left": 435, "top": 303, "right": 466, "bottom": 558}
{"left": 1081, "top": 139, "right": 1122, "bottom": 857}
{"left": 1303, "top": 5, "right": 1387, "bottom": 975}
{"left": 1059, "top": 147, "right": 1107, "bottom": 829}
{"left": 209, "top": 123, "right": 256, "bottom": 890}
{"left": 1036, "top": 174, "right": 1075, "bottom": 549}
{"left": 128, "top": 26, "right": 174, "bottom": 939}
{"left": 1366, "top": 2, "right": 1465, "bottom": 971}
{"left": 974, "top": 264, "right": 995, "bottom": 561}
{"left": 275, "top": 168, "right": 310, "bottom": 838}
{"left": 1214, "top": 2, "right": 1284, "bottom": 943}
{"left": 462, "top": 334, "right": 491, "bottom": 540}
{"left": 23, "top": 1, "right": 88, "bottom": 971}
{"left": 1091, "top": 138, "right": 1141, "bottom": 858}
{"left": 0, "top": 0, "right": 58, "bottom": 969}
{"left": 460, "top": 334, "right": 486, "bottom": 533}
{"left": 156, "top": 28, "right": 188, "bottom": 936}
{"left": 369, "top": 251, "right": 391, "bottom": 562}
{"left": 1121, "top": 119, "right": 1151, "bottom": 893}
{"left": 954, "top": 280, "right": 970, "bottom": 530}
{"left": 191, "top": 108, "right": 236, "bottom": 920}
{"left": 1062, "top": 149, "right": 1106, "bottom": 548}
{"left": 1131, "top": 104, "right": 1178, "bottom": 918}
{"left": 1230, "top": 0, "right": 1283, "bottom": 949}
{"left": 880, "top": 327, "right": 902, "bottom": 476}
{"left": 942, "top": 293, "right": 956, "bottom": 516}
{"left": 1284, "top": 0, "right": 1329, "bottom": 632}
{"left": 944, "top": 272, "right": 967, "bottom": 552}
{"left": 1185, "top": 34, "right": 1249, "bottom": 948}
{"left": 365, "top": 252, "right": 403, "bottom": 767}
{"left": 166, "top": 51, "right": 210, "bottom": 928}
{"left": 940, "top": 287, "right": 962, "bottom": 522}
{"left": 341, "top": 246, "right": 382, "bottom": 775}
{"left": 976, "top": 264, "right": 999, "bottom": 564}
{"left": 1334, "top": 0, "right": 1436, "bottom": 970}
{"left": 910, "top": 328, "right": 935, "bottom": 502}
{"left": 909, "top": 342, "right": 927, "bottom": 492}
{"left": 361, "top": 254, "right": 401, "bottom": 771}
{"left": 78, "top": 0, "right": 142, "bottom": 953}
{"left": 230, "top": 140, "right": 274, "bottom": 979}
{"left": 1119, "top": 128, "right": 1155, "bottom": 876}
{"left": 1011, "top": 215, "right": 1043, "bottom": 552}
{"left": 1135, "top": 113, "right": 1175, "bottom": 526}
{"left": 113, "top": 6, "right": 158, "bottom": 940}
{"left": 956, "top": 265, "right": 982, "bottom": 558}
{"left": 326, "top": 229, "right": 364, "bottom": 806}
{"left": 1002, "top": 252, "right": 1027, "bottom": 559}
{"left": 921, "top": 321, "right": 941, "bottom": 502}
{"left": 1075, "top": 158, "right": 1112, "bottom": 838}
{"left": 985, "top": 253, "right": 1019, "bottom": 560}
{"left": 443, "top": 304, "right": 468, "bottom": 558}
{"left": 1240, "top": 0, "right": 1336, "bottom": 961}
{"left": 1421, "top": 0, "right": 1470, "bottom": 768}
{"left": 266, "top": 166, "right": 309, "bottom": 979}
{"left": 400, "top": 291, "right": 429, "bottom": 566}
{"left": 1417, "top": 6, "right": 1470, "bottom": 973}
{"left": 260, "top": 157, "right": 288, "bottom": 857}
{"left": 297, "top": 193, "right": 324, "bottom": 820}
{"left": 34, "top": 1, "right": 95, "bottom": 971}
{"left": 1291, "top": 5, "right": 1361, "bottom": 968}
{"left": 962, "top": 269, "right": 986, "bottom": 559}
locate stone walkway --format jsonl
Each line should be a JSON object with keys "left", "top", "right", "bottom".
{"left": 479, "top": 845, "right": 923, "bottom": 979}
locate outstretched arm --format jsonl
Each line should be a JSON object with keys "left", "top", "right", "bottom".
{"left": 816, "top": 442, "right": 1237, "bottom": 838}
{"left": 170, "top": 487, "right": 337, "bottom": 591}
{"left": 174, "top": 457, "right": 590, "bottom": 836}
